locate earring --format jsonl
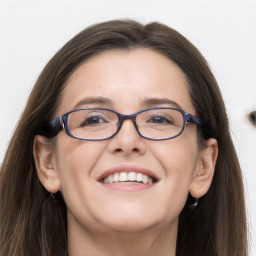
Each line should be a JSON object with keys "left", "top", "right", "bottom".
{"left": 189, "top": 198, "right": 199, "bottom": 209}
{"left": 50, "top": 193, "right": 55, "bottom": 200}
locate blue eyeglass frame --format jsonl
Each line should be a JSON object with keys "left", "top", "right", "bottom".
{"left": 49, "top": 107, "right": 205, "bottom": 141}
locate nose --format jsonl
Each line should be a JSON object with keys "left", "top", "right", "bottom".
{"left": 107, "top": 119, "right": 146, "bottom": 155}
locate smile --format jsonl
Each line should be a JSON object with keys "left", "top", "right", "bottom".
{"left": 102, "top": 172, "right": 156, "bottom": 184}
{"left": 98, "top": 164, "right": 159, "bottom": 191}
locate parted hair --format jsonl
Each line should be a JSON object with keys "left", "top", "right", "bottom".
{"left": 0, "top": 19, "right": 247, "bottom": 256}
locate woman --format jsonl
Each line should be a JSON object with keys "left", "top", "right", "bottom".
{"left": 0, "top": 19, "right": 248, "bottom": 256}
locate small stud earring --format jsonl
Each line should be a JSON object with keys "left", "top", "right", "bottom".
{"left": 50, "top": 193, "right": 55, "bottom": 200}
{"left": 189, "top": 198, "right": 199, "bottom": 209}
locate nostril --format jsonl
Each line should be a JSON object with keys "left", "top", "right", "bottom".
{"left": 114, "top": 148, "right": 140, "bottom": 153}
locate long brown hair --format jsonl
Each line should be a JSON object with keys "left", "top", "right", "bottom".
{"left": 0, "top": 19, "right": 248, "bottom": 256}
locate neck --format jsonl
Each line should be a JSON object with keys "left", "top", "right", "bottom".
{"left": 67, "top": 218, "right": 178, "bottom": 256}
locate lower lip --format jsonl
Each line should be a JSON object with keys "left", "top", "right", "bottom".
{"left": 100, "top": 182, "right": 156, "bottom": 192}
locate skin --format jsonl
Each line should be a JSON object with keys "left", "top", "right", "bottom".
{"left": 34, "top": 48, "right": 218, "bottom": 256}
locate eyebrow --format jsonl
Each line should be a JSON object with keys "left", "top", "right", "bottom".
{"left": 142, "top": 98, "right": 183, "bottom": 110}
{"left": 74, "top": 97, "right": 114, "bottom": 109}
{"left": 73, "top": 97, "right": 182, "bottom": 110}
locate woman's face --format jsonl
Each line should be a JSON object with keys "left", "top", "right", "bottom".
{"left": 35, "top": 48, "right": 216, "bottom": 236}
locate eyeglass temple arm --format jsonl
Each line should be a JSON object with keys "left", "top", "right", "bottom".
{"left": 185, "top": 113, "right": 204, "bottom": 126}
{"left": 47, "top": 117, "right": 63, "bottom": 136}
{"left": 187, "top": 113, "right": 217, "bottom": 139}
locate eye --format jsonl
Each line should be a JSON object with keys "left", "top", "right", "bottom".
{"left": 87, "top": 116, "right": 105, "bottom": 124}
{"left": 81, "top": 115, "right": 108, "bottom": 126}
{"left": 149, "top": 115, "right": 174, "bottom": 124}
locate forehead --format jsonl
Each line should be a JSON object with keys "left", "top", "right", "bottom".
{"left": 57, "top": 48, "right": 194, "bottom": 116}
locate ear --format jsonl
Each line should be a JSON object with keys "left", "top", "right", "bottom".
{"left": 33, "top": 135, "right": 61, "bottom": 193}
{"left": 190, "top": 138, "right": 218, "bottom": 198}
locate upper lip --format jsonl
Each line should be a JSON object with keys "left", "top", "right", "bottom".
{"left": 97, "top": 164, "right": 160, "bottom": 182}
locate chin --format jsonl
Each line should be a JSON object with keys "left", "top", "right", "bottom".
{"left": 96, "top": 208, "right": 173, "bottom": 234}
{"left": 103, "top": 218, "right": 158, "bottom": 233}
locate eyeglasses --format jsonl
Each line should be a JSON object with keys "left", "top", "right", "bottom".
{"left": 49, "top": 107, "right": 204, "bottom": 141}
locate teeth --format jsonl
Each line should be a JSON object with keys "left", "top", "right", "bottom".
{"left": 142, "top": 174, "right": 149, "bottom": 184}
{"left": 102, "top": 172, "right": 155, "bottom": 184}
{"left": 136, "top": 173, "right": 143, "bottom": 182}
{"left": 103, "top": 176, "right": 109, "bottom": 184}
{"left": 128, "top": 172, "right": 137, "bottom": 181}
{"left": 113, "top": 173, "right": 119, "bottom": 182}
{"left": 120, "top": 172, "right": 128, "bottom": 181}
{"left": 108, "top": 175, "right": 113, "bottom": 183}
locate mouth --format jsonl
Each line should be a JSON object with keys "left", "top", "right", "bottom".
{"left": 97, "top": 165, "right": 159, "bottom": 191}
{"left": 100, "top": 172, "right": 158, "bottom": 184}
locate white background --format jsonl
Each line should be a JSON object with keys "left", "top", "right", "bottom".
{"left": 0, "top": 0, "right": 255, "bottom": 254}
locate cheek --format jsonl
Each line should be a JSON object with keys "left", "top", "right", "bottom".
{"left": 151, "top": 137, "right": 199, "bottom": 213}
{"left": 53, "top": 138, "right": 110, "bottom": 225}
{"left": 54, "top": 137, "right": 106, "bottom": 190}
{"left": 154, "top": 135, "right": 199, "bottom": 176}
